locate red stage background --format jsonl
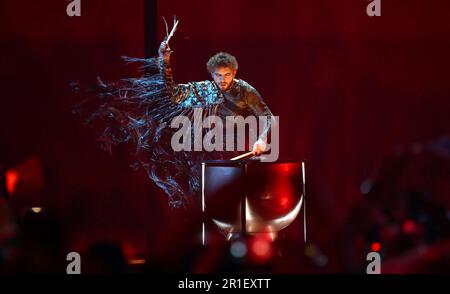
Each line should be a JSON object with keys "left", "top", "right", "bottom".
{"left": 1, "top": 0, "right": 449, "bottom": 273}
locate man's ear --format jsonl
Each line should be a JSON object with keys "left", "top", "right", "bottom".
{"left": 233, "top": 70, "right": 237, "bottom": 76}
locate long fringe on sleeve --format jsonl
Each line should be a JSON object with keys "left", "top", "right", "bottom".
{"left": 72, "top": 56, "right": 221, "bottom": 209}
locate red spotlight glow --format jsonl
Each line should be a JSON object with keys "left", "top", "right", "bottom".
{"left": 4, "top": 157, "right": 45, "bottom": 196}
{"left": 5, "top": 170, "right": 19, "bottom": 195}
{"left": 402, "top": 220, "right": 416, "bottom": 234}
{"left": 371, "top": 242, "right": 381, "bottom": 252}
{"left": 253, "top": 239, "right": 270, "bottom": 256}
{"left": 280, "top": 196, "right": 289, "bottom": 206}
{"left": 249, "top": 235, "right": 273, "bottom": 263}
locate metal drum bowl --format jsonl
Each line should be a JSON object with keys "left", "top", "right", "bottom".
{"left": 202, "top": 159, "right": 305, "bottom": 241}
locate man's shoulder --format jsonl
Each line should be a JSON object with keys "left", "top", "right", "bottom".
{"left": 236, "top": 78, "right": 251, "bottom": 87}
{"left": 190, "top": 80, "right": 214, "bottom": 86}
{"left": 236, "top": 79, "right": 260, "bottom": 96}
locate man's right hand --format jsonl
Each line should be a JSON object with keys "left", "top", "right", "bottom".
{"left": 158, "top": 40, "right": 172, "bottom": 60}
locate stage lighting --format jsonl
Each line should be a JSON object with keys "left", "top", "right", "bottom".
{"left": 230, "top": 240, "right": 247, "bottom": 259}
{"left": 402, "top": 220, "right": 416, "bottom": 234}
{"left": 5, "top": 170, "right": 19, "bottom": 195}
{"left": 371, "top": 242, "right": 382, "bottom": 252}
{"left": 4, "top": 156, "right": 45, "bottom": 197}
{"left": 304, "top": 243, "right": 328, "bottom": 268}
{"left": 248, "top": 235, "right": 274, "bottom": 264}
{"left": 31, "top": 207, "right": 43, "bottom": 214}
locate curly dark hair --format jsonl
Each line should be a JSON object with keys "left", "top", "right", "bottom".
{"left": 206, "top": 52, "right": 239, "bottom": 73}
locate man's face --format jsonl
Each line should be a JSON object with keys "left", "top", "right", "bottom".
{"left": 212, "top": 66, "right": 237, "bottom": 91}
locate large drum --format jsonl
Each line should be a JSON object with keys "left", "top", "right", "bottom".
{"left": 201, "top": 159, "right": 305, "bottom": 242}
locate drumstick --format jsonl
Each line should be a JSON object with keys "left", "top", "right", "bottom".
{"left": 162, "top": 16, "right": 179, "bottom": 43}
{"left": 167, "top": 18, "right": 179, "bottom": 42}
{"left": 230, "top": 151, "right": 254, "bottom": 161}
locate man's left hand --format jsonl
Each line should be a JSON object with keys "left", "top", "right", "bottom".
{"left": 252, "top": 139, "right": 267, "bottom": 156}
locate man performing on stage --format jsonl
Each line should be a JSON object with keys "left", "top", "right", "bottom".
{"left": 74, "top": 18, "right": 277, "bottom": 208}
{"left": 158, "top": 39, "right": 274, "bottom": 156}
